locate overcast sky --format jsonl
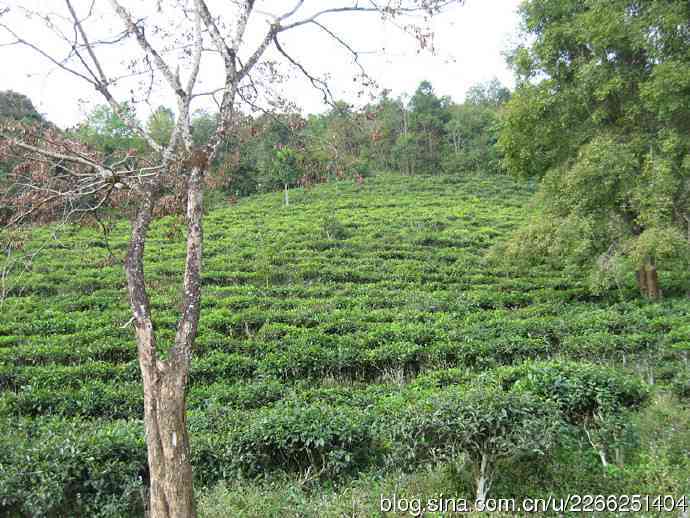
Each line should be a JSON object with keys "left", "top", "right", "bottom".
{"left": 0, "top": 0, "right": 523, "bottom": 128}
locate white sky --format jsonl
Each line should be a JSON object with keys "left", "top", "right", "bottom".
{"left": 0, "top": 0, "right": 523, "bottom": 128}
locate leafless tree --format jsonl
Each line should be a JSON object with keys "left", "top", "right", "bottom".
{"left": 0, "top": 1, "right": 462, "bottom": 516}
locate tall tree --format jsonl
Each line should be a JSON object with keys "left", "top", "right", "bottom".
{"left": 147, "top": 106, "right": 176, "bottom": 147}
{"left": 271, "top": 144, "right": 300, "bottom": 206}
{"left": 499, "top": 0, "right": 690, "bottom": 298}
{"left": 72, "top": 103, "right": 148, "bottom": 157}
{"left": 406, "top": 80, "right": 451, "bottom": 175}
{"left": 0, "top": 1, "right": 463, "bottom": 515}
{"left": 465, "top": 78, "right": 510, "bottom": 108}
{"left": 364, "top": 91, "right": 407, "bottom": 171}
{"left": 302, "top": 102, "right": 370, "bottom": 180}
{"left": 444, "top": 79, "right": 509, "bottom": 175}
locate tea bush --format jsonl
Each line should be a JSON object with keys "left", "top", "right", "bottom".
{"left": 0, "top": 418, "right": 146, "bottom": 517}
{"left": 230, "top": 402, "right": 374, "bottom": 478}
{"left": 418, "top": 386, "right": 561, "bottom": 500}
{"left": 483, "top": 360, "right": 650, "bottom": 424}
{"left": 1, "top": 173, "right": 688, "bottom": 514}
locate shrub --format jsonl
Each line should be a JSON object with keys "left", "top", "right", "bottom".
{"left": 2, "top": 382, "right": 143, "bottom": 419}
{"left": 0, "top": 418, "right": 146, "bottom": 517}
{"left": 401, "top": 386, "right": 560, "bottom": 503}
{"left": 483, "top": 360, "right": 650, "bottom": 468}
{"left": 320, "top": 215, "right": 350, "bottom": 240}
{"left": 494, "top": 360, "right": 650, "bottom": 423}
{"left": 230, "top": 402, "right": 374, "bottom": 478}
{"left": 409, "top": 367, "right": 471, "bottom": 390}
{"left": 189, "top": 380, "right": 285, "bottom": 410}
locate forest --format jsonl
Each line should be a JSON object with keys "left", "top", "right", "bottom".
{"left": 0, "top": 0, "right": 689, "bottom": 517}
{"left": 0, "top": 78, "right": 507, "bottom": 215}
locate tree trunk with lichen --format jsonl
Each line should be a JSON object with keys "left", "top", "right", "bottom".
{"left": 125, "top": 167, "right": 203, "bottom": 518}
{"left": 141, "top": 366, "right": 195, "bottom": 517}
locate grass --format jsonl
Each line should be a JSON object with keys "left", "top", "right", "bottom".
{"left": 1, "top": 172, "right": 689, "bottom": 516}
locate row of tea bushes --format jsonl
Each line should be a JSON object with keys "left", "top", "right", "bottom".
{"left": 2, "top": 173, "right": 687, "bottom": 516}
{"left": 0, "top": 360, "right": 650, "bottom": 516}
{"left": 2, "top": 297, "right": 687, "bottom": 370}
{"left": 1, "top": 333, "right": 683, "bottom": 419}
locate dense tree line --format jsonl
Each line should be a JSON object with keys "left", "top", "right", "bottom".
{"left": 0, "top": 80, "right": 510, "bottom": 221}
{"left": 66, "top": 79, "right": 509, "bottom": 199}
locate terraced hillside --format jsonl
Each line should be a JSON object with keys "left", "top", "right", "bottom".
{"left": 1, "top": 173, "right": 689, "bottom": 517}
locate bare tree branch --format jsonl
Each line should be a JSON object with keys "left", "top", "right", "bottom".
{"left": 272, "top": 33, "right": 336, "bottom": 106}
{"left": 108, "top": 0, "right": 185, "bottom": 100}
{"left": 0, "top": 23, "right": 99, "bottom": 85}
{"left": 63, "top": 1, "right": 165, "bottom": 153}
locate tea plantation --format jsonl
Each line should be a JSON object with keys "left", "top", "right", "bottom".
{"left": 1, "top": 173, "right": 689, "bottom": 516}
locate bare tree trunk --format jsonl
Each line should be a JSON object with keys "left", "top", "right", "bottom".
{"left": 614, "top": 446, "right": 624, "bottom": 466}
{"left": 597, "top": 448, "right": 609, "bottom": 469}
{"left": 284, "top": 183, "right": 289, "bottom": 206}
{"left": 474, "top": 452, "right": 492, "bottom": 505}
{"left": 645, "top": 263, "right": 660, "bottom": 299}
{"left": 583, "top": 425, "right": 608, "bottom": 469}
{"left": 125, "top": 167, "right": 204, "bottom": 518}
{"left": 142, "top": 360, "right": 195, "bottom": 517}
{"left": 637, "top": 261, "right": 661, "bottom": 299}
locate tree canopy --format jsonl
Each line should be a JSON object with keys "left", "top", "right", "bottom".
{"left": 498, "top": 0, "right": 690, "bottom": 297}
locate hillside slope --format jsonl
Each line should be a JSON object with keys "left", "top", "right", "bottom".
{"left": 1, "top": 173, "right": 689, "bottom": 517}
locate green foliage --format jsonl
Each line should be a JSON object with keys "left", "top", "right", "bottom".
{"left": 199, "top": 395, "right": 690, "bottom": 517}
{"left": 270, "top": 145, "right": 300, "bottom": 187}
{"left": 411, "top": 386, "right": 559, "bottom": 487}
{"left": 71, "top": 104, "right": 147, "bottom": 157}
{"left": 320, "top": 215, "right": 350, "bottom": 240}
{"left": 146, "top": 105, "right": 175, "bottom": 146}
{"left": 499, "top": 0, "right": 690, "bottom": 294}
{"left": 444, "top": 101, "right": 503, "bottom": 175}
{"left": 191, "top": 110, "right": 218, "bottom": 146}
{"left": 197, "top": 467, "right": 451, "bottom": 518}
{"left": 485, "top": 360, "right": 649, "bottom": 424}
{"left": 231, "top": 402, "right": 374, "bottom": 477}
{"left": 0, "top": 418, "right": 145, "bottom": 517}
{"left": 392, "top": 132, "right": 422, "bottom": 176}
{"left": 404, "top": 81, "right": 451, "bottom": 175}
{"left": 672, "top": 369, "right": 690, "bottom": 401}
{"left": 465, "top": 79, "right": 511, "bottom": 107}
{"left": 362, "top": 93, "right": 405, "bottom": 172}
{"left": 1, "top": 173, "right": 688, "bottom": 513}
